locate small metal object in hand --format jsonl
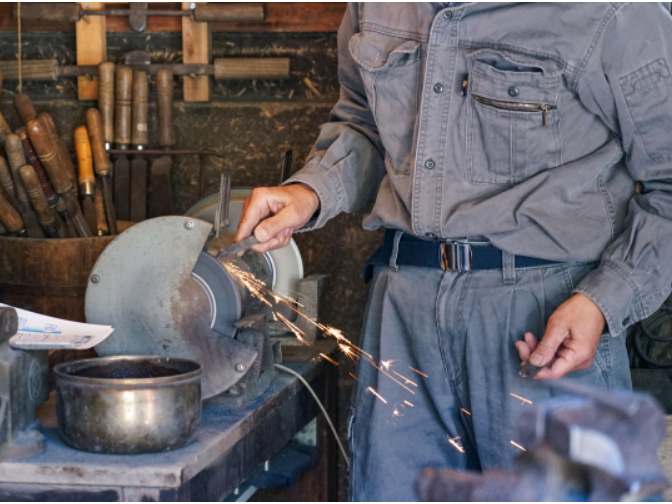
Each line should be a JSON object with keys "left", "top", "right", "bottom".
{"left": 217, "top": 235, "right": 259, "bottom": 259}
{"left": 519, "top": 361, "right": 543, "bottom": 379}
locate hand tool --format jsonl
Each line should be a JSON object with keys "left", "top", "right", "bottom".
{"left": 74, "top": 126, "right": 97, "bottom": 233}
{"left": 5, "top": 134, "right": 44, "bottom": 238}
{"left": 518, "top": 361, "right": 544, "bottom": 379}
{"left": 86, "top": 108, "right": 117, "bottom": 235}
{"left": 0, "top": 58, "right": 291, "bottom": 81}
{"left": 0, "top": 189, "right": 26, "bottom": 237}
{"left": 98, "top": 62, "right": 115, "bottom": 149}
{"left": 156, "top": 68, "right": 175, "bottom": 149}
{"left": 37, "top": 112, "right": 78, "bottom": 197}
{"left": 214, "top": 172, "right": 231, "bottom": 240}
{"left": 18, "top": 165, "right": 59, "bottom": 238}
{"left": 130, "top": 70, "right": 148, "bottom": 223}
{"left": 147, "top": 156, "right": 173, "bottom": 218}
{"left": 15, "top": 2, "right": 265, "bottom": 32}
{"left": 217, "top": 235, "right": 260, "bottom": 260}
{"left": 279, "top": 149, "right": 293, "bottom": 184}
{"left": 0, "top": 156, "right": 23, "bottom": 212}
{"left": 0, "top": 113, "right": 12, "bottom": 147}
{"left": 26, "top": 118, "right": 92, "bottom": 237}
{"left": 13, "top": 94, "right": 37, "bottom": 126}
{"left": 114, "top": 66, "right": 132, "bottom": 222}
{"left": 94, "top": 183, "right": 108, "bottom": 236}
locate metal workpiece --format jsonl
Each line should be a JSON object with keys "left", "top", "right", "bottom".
{"left": 54, "top": 355, "right": 202, "bottom": 454}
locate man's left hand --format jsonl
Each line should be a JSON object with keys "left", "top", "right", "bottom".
{"left": 515, "top": 293, "right": 606, "bottom": 380}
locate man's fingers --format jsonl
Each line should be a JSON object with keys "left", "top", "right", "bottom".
{"left": 528, "top": 322, "right": 569, "bottom": 367}
{"left": 535, "top": 353, "right": 576, "bottom": 380}
{"left": 524, "top": 331, "right": 538, "bottom": 351}
{"left": 515, "top": 340, "right": 532, "bottom": 363}
{"left": 236, "top": 189, "right": 272, "bottom": 242}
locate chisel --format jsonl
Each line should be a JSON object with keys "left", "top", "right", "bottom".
{"left": 74, "top": 125, "right": 97, "bottom": 233}
{"left": 0, "top": 156, "right": 23, "bottom": 213}
{"left": 87, "top": 108, "right": 117, "bottom": 235}
{"left": 13, "top": 93, "right": 37, "bottom": 125}
{"left": 217, "top": 235, "right": 259, "bottom": 260}
{"left": 518, "top": 361, "right": 544, "bottom": 379}
{"left": 19, "top": 164, "right": 59, "bottom": 238}
{"left": 26, "top": 118, "right": 92, "bottom": 237}
{"left": 38, "top": 112, "right": 78, "bottom": 197}
{"left": 130, "top": 70, "right": 148, "bottom": 222}
{"left": 0, "top": 112, "right": 12, "bottom": 147}
{"left": 5, "top": 134, "right": 44, "bottom": 238}
{"left": 0, "top": 189, "right": 26, "bottom": 237}
{"left": 148, "top": 68, "right": 175, "bottom": 218}
{"left": 98, "top": 62, "right": 115, "bottom": 149}
{"left": 114, "top": 66, "right": 132, "bottom": 221}
{"left": 95, "top": 183, "right": 108, "bottom": 236}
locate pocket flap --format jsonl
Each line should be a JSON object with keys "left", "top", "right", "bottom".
{"left": 349, "top": 31, "right": 421, "bottom": 72}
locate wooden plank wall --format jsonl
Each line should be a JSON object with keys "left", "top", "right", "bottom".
{"left": 0, "top": 3, "right": 346, "bottom": 33}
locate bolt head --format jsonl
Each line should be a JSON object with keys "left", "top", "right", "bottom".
{"left": 235, "top": 363, "right": 245, "bottom": 372}
{"left": 91, "top": 274, "right": 100, "bottom": 284}
{"left": 184, "top": 221, "right": 193, "bottom": 230}
{"left": 190, "top": 2, "right": 196, "bottom": 9}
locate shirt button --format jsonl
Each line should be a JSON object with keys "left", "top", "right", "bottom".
{"left": 508, "top": 86, "right": 519, "bottom": 97}
{"left": 425, "top": 232, "right": 436, "bottom": 239}
{"left": 425, "top": 159, "right": 436, "bottom": 170}
{"left": 444, "top": 10, "right": 453, "bottom": 19}
{"left": 433, "top": 83, "right": 444, "bottom": 93}
{"left": 622, "top": 317, "right": 631, "bottom": 326}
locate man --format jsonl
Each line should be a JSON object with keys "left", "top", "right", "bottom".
{"left": 236, "top": 3, "right": 672, "bottom": 501}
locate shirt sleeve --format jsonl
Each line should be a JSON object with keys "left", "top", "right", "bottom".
{"left": 282, "top": 3, "right": 386, "bottom": 230}
{"left": 574, "top": 2, "right": 672, "bottom": 336}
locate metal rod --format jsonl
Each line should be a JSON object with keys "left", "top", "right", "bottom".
{"left": 106, "top": 148, "right": 226, "bottom": 159}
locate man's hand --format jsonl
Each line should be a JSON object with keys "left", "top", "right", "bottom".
{"left": 515, "top": 293, "right": 606, "bottom": 380}
{"left": 235, "top": 184, "right": 320, "bottom": 254}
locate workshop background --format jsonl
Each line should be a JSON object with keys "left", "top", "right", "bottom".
{"left": 0, "top": 3, "right": 370, "bottom": 501}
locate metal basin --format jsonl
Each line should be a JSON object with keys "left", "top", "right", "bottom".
{"left": 54, "top": 356, "right": 202, "bottom": 454}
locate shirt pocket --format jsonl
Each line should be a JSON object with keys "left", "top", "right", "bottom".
{"left": 349, "top": 30, "right": 423, "bottom": 174}
{"left": 466, "top": 56, "right": 562, "bottom": 186}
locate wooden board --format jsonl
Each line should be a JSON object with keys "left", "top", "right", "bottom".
{"left": 76, "top": 2, "right": 107, "bottom": 100}
{"left": 181, "top": 2, "right": 211, "bottom": 102}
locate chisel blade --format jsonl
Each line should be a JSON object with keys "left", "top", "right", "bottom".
{"left": 129, "top": 156, "right": 147, "bottom": 222}
{"left": 148, "top": 156, "right": 173, "bottom": 217}
{"left": 114, "top": 153, "right": 130, "bottom": 221}
{"left": 82, "top": 195, "right": 97, "bottom": 233}
{"left": 216, "top": 235, "right": 259, "bottom": 260}
{"left": 101, "top": 176, "right": 117, "bottom": 235}
{"left": 518, "top": 361, "right": 544, "bottom": 379}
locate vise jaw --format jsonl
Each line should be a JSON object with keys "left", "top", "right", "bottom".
{"left": 0, "top": 307, "right": 49, "bottom": 462}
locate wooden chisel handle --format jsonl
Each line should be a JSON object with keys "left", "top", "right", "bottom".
{"left": 5, "top": 134, "right": 30, "bottom": 208}
{"left": 86, "top": 109, "right": 112, "bottom": 177}
{"left": 0, "top": 157, "right": 20, "bottom": 208}
{"left": 115, "top": 66, "right": 133, "bottom": 146}
{"left": 99, "top": 62, "right": 115, "bottom": 145}
{"left": 0, "top": 189, "right": 25, "bottom": 236}
{"left": 16, "top": 127, "right": 56, "bottom": 205}
{"left": 19, "top": 164, "right": 58, "bottom": 237}
{"left": 38, "top": 112, "right": 78, "bottom": 195}
{"left": 26, "top": 118, "right": 73, "bottom": 196}
{"left": 192, "top": 3, "right": 265, "bottom": 22}
{"left": 156, "top": 68, "right": 175, "bottom": 148}
{"left": 0, "top": 113, "right": 11, "bottom": 145}
{"left": 95, "top": 183, "right": 108, "bottom": 236}
{"left": 131, "top": 70, "right": 148, "bottom": 147}
{"left": 213, "top": 58, "right": 290, "bottom": 80}
{"left": 74, "top": 126, "right": 95, "bottom": 197}
{"left": 13, "top": 3, "right": 80, "bottom": 23}
{"left": 13, "top": 94, "right": 37, "bottom": 125}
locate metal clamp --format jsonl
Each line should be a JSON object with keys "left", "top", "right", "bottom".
{"left": 440, "top": 242, "right": 472, "bottom": 272}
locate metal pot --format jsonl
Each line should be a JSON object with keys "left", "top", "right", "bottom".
{"left": 54, "top": 355, "right": 202, "bottom": 454}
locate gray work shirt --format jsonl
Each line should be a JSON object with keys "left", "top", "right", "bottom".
{"left": 286, "top": 2, "right": 672, "bottom": 337}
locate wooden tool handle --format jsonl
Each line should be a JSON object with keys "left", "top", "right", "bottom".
{"left": 98, "top": 62, "right": 115, "bottom": 144}
{"left": 0, "top": 60, "right": 58, "bottom": 81}
{"left": 0, "top": 113, "right": 11, "bottom": 145}
{"left": 156, "top": 68, "right": 175, "bottom": 148}
{"left": 115, "top": 66, "right": 133, "bottom": 146}
{"left": 192, "top": 3, "right": 265, "bottom": 22}
{"left": 213, "top": 58, "right": 290, "bottom": 80}
{"left": 0, "top": 190, "right": 24, "bottom": 233}
{"left": 0, "top": 157, "right": 15, "bottom": 198}
{"left": 95, "top": 183, "right": 108, "bottom": 236}
{"left": 19, "top": 164, "right": 54, "bottom": 227}
{"left": 13, "top": 94, "right": 37, "bottom": 125}
{"left": 13, "top": 2, "right": 80, "bottom": 22}
{"left": 131, "top": 70, "right": 148, "bottom": 147}
{"left": 86, "top": 108, "right": 112, "bottom": 177}
{"left": 38, "top": 112, "right": 77, "bottom": 192}
{"left": 74, "top": 126, "right": 95, "bottom": 196}
{"left": 26, "top": 118, "right": 72, "bottom": 195}
{"left": 5, "top": 134, "right": 30, "bottom": 207}
{"left": 16, "top": 127, "right": 55, "bottom": 202}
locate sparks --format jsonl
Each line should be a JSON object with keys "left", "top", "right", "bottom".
{"left": 510, "top": 393, "right": 533, "bottom": 405}
{"left": 392, "top": 407, "right": 403, "bottom": 417}
{"left": 349, "top": 372, "right": 359, "bottom": 381}
{"left": 276, "top": 312, "right": 310, "bottom": 346}
{"left": 461, "top": 408, "right": 471, "bottom": 416}
{"left": 367, "top": 387, "right": 387, "bottom": 404}
{"left": 319, "top": 353, "right": 338, "bottom": 366}
{"left": 392, "top": 370, "right": 417, "bottom": 387}
{"left": 448, "top": 436, "right": 465, "bottom": 453}
{"left": 408, "top": 366, "right": 428, "bottom": 378}
{"left": 370, "top": 361, "right": 416, "bottom": 395}
{"left": 403, "top": 400, "right": 414, "bottom": 407}
{"left": 339, "top": 344, "right": 357, "bottom": 360}
{"left": 381, "top": 359, "right": 396, "bottom": 371}
{"left": 510, "top": 440, "right": 526, "bottom": 452}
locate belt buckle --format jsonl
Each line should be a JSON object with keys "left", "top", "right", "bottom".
{"left": 440, "top": 242, "right": 472, "bottom": 272}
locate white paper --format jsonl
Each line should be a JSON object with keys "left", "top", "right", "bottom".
{"left": 1, "top": 303, "right": 114, "bottom": 350}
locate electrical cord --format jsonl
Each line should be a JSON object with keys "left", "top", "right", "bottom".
{"left": 274, "top": 363, "right": 350, "bottom": 466}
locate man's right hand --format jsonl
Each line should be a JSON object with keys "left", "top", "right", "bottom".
{"left": 235, "top": 184, "right": 320, "bottom": 254}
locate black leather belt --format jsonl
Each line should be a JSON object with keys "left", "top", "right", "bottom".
{"left": 363, "top": 230, "right": 561, "bottom": 282}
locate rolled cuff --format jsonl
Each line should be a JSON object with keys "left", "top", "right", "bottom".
{"left": 282, "top": 170, "right": 344, "bottom": 231}
{"left": 573, "top": 261, "right": 643, "bottom": 337}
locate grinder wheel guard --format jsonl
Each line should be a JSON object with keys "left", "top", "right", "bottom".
{"left": 86, "top": 216, "right": 260, "bottom": 399}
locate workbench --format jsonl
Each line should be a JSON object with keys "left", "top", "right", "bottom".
{"left": 0, "top": 339, "right": 339, "bottom": 502}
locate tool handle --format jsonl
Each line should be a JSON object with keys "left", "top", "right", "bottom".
{"left": 156, "top": 68, "right": 175, "bottom": 148}
{"left": 0, "top": 157, "right": 16, "bottom": 200}
{"left": 19, "top": 164, "right": 55, "bottom": 227}
{"left": 0, "top": 60, "right": 58, "bottom": 81}
{"left": 131, "top": 70, "right": 148, "bottom": 146}
{"left": 13, "top": 94, "right": 37, "bottom": 125}
{"left": 0, "top": 189, "right": 25, "bottom": 234}
{"left": 13, "top": 2, "right": 80, "bottom": 22}
{"left": 16, "top": 127, "right": 55, "bottom": 203}
{"left": 0, "top": 113, "right": 11, "bottom": 145}
{"left": 98, "top": 62, "right": 116, "bottom": 145}
{"left": 94, "top": 183, "right": 109, "bottom": 236}
{"left": 38, "top": 112, "right": 78, "bottom": 194}
{"left": 115, "top": 66, "right": 133, "bottom": 146}
{"left": 26, "top": 118, "right": 73, "bottom": 195}
{"left": 74, "top": 126, "right": 95, "bottom": 196}
{"left": 5, "top": 134, "right": 30, "bottom": 207}
{"left": 86, "top": 108, "right": 112, "bottom": 177}
{"left": 192, "top": 3, "right": 265, "bottom": 22}
{"left": 213, "top": 58, "right": 290, "bottom": 80}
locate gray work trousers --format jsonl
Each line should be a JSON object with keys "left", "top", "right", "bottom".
{"left": 348, "top": 261, "right": 632, "bottom": 502}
